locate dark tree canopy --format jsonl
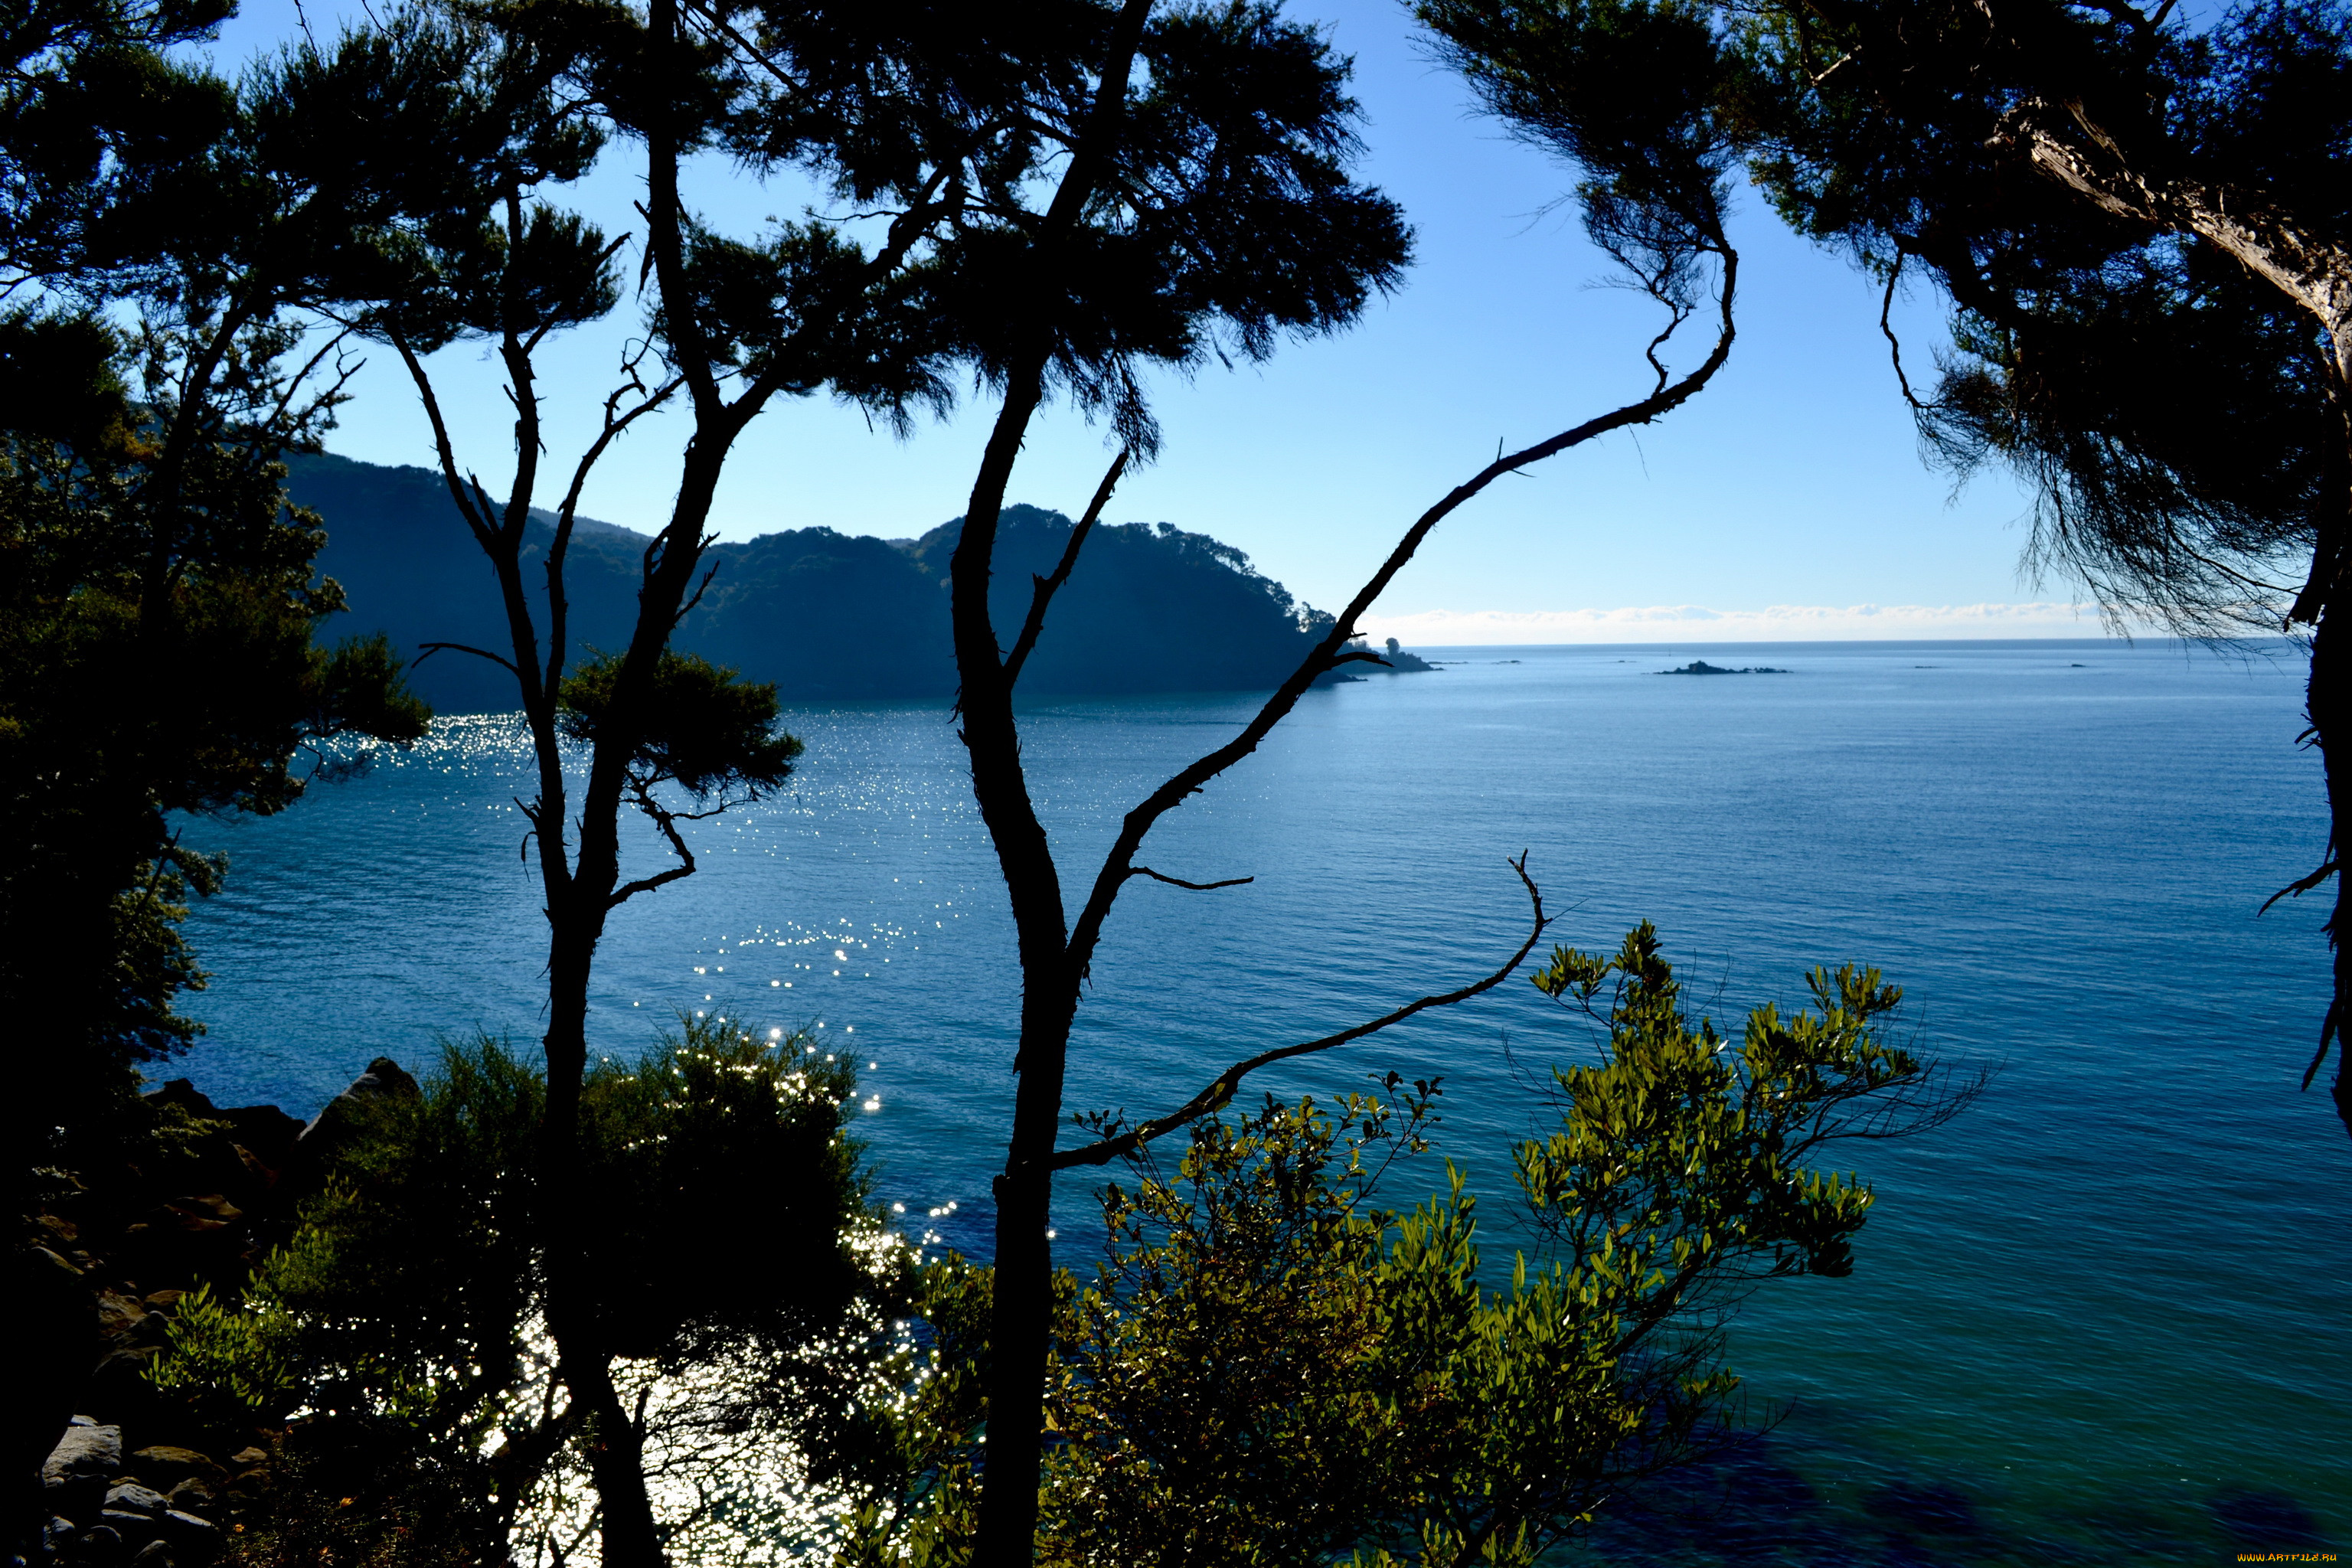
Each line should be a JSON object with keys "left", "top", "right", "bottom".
{"left": 0, "top": 0, "right": 450, "bottom": 1181}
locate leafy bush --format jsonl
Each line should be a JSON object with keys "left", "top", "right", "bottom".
{"left": 152, "top": 1015, "right": 901, "bottom": 1563}
{"left": 844, "top": 925, "right": 1975, "bottom": 1567}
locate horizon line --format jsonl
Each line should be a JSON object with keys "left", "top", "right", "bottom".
{"left": 1354, "top": 602, "right": 2171, "bottom": 644}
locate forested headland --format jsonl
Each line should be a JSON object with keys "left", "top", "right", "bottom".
{"left": 287, "top": 452, "right": 1361, "bottom": 709}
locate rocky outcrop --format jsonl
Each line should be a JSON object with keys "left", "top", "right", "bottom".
{"left": 13, "top": 1062, "right": 405, "bottom": 1568}
{"left": 29, "top": 1418, "right": 234, "bottom": 1568}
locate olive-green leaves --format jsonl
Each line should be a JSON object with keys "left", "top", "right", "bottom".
{"left": 846, "top": 928, "right": 1966, "bottom": 1566}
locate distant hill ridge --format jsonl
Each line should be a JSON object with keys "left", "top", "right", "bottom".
{"left": 285, "top": 451, "right": 1340, "bottom": 712}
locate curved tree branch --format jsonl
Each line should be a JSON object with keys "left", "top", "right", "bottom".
{"left": 1050, "top": 854, "right": 1550, "bottom": 1172}
{"left": 608, "top": 776, "right": 698, "bottom": 908}
{"left": 1129, "top": 865, "right": 1254, "bottom": 892}
{"left": 1004, "top": 446, "right": 1131, "bottom": 688}
{"left": 416, "top": 641, "right": 523, "bottom": 676}
{"left": 1879, "top": 253, "right": 1932, "bottom": 413}
{"left": 1063, "top": 239, "right": 1740, "bottom": 987}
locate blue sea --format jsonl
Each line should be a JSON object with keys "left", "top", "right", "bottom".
{"left": 174, "top": 640, "right": 2350, "bottom": 1564}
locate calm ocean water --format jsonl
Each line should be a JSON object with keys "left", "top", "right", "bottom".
{"left": 175, "top": 639, "right": 2349, "bottom": 1564}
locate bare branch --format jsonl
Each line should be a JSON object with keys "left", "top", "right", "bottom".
{"left": 544, "top": 350, "right": 685, "bottom": 694}
{"left": 416, "top": 641, "right": 523, "bottom": 677}
{"left": 609, "top": 777, "right": 698, "bottom": 908}
{"left": 266, "top": 324, "right": 359, "bottom": 436}
{"left": 1129, "top": 865, "right": 1254, "bottom": 892}
{"left": 1880, "top": 255, "right": 1932, "bottom": 413}
{"left": 1807, "top": 49, "right": 1855, "bottom": 89}
{"left": 1063, "top": 238, "right": 1740, "bottom": 986}
{"left": 2262, "top": 857, "right": 2341, "bottom": 916}
{"left": 382, "top": 330, "right": 498, "bottom": 548}
{"left": 1633, "top": 283, "right": 1695, "bottom": 396}
{"left": 1005, "top": 446, "right": 1132, "bottom": 688}
{"left": 1050, "top": 855, "right": 1550, "bottom": 1171}
{"left": 674, "top": 552, "right": 722, "bottom": 630}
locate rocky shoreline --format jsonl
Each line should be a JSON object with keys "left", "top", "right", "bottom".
{"left": 17, "top": 1062, "right": 416, "bottom": 1568}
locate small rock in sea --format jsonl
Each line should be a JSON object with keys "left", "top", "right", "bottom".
{"left": 1658, "top": 659, "right": 1788, "bottom": 675}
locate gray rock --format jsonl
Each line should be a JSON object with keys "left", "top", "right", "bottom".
{"left": 42, "top": 1424, "right": 121, "bottom": 1488}
{"left": 44, "top": 1517, "right": 76, "bottom": 1553}
{"left": 155, "top": 1514, "right": 213, "bottom": 1547}
{"left": 102, "top": 1485, "right": 167, "bottom": 1516}
{"left": 97, "top": 1511, "right": 155, "bottom": 1544}
{"left": 162, "top": 1479, "right": 215, "bottom": 1514}
{"left": 128, "top": 1544, "right": 172, "bottom": 1568}
{"left": 129, "top": 1449, "right": 226, "bottom": 1493}
{"left": 69, "top": 1524, "right": 122, "bottom": 1565}
{"left": 298, "top": 1057, "right": 419, "bottom": 1141}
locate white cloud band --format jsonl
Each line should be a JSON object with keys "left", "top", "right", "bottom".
{"left": 1358, "top": 602, "right": 2127, "bottom": 644}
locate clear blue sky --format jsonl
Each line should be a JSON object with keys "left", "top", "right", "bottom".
{"left": 207, "top": 0, "right": 2085, "bottom": 642}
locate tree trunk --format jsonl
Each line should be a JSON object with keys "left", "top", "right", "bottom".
{"left": 2309, "top": 597, "right": 2352, "bottom": 1138}
{"left": 949, "top": 356, "right": 1089, "bottom": 1567}
{"left": 972, "top": 986, "right": 1080, "bottom": 1563}
{"left": 565, "top": 1345, "right": 662, "bottom": 1563}
{"left": 527, "top": 457, "right": 729, "bottom": 1568}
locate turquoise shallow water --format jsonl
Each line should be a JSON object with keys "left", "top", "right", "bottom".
{"left": 174, "top": 639, "right": 2350, "bottom": 1563}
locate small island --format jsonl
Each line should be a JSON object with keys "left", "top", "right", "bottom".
{"left": 1658, "top": 659, "right": 1788, "bottom": 675}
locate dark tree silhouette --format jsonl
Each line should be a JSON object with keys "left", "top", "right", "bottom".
{"left": 926, "top": 0, "right": 1747, "bottom": 1557}
{"left": 2, "top": 0, "right": 438, "bottom": 1505}
{"left": 0, "top": 0, "right": 438, "bottom": 1148}
{"left": 301, "top": 0, "right": 1406, "bottom": 1554}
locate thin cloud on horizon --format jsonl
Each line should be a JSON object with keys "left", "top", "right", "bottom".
{"left": 1360, "top": 602, "right": 2128, "bottom": 644}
